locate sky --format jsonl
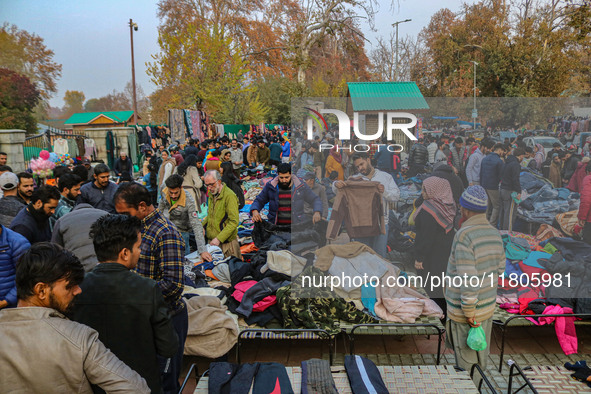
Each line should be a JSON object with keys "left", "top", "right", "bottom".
{"left": 1, "top": 0, "right": 469, "bottom": 109}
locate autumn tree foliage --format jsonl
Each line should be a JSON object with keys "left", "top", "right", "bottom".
{"left": 0, "top": 24, "right": 62, "bottom": 108}
{"left": 0, "top": 68, "right": 41, "bottom": 133}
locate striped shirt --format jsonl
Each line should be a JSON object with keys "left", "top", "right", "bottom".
{"left": 276, "top": 186, "right": 292, "bottom": 225}
{"left": 136, "top": 209, "right": 186, "bottom": 313}
{"left": 445, "top": 214, "right": 505, "bottom": 324}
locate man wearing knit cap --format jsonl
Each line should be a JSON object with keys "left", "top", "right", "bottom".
{"left": 445, "top": 186, "right": 505, "bottom": 373}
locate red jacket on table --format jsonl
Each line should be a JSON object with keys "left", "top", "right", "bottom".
{"left": 578, "top": 174, "right": 591, "bottom": 223}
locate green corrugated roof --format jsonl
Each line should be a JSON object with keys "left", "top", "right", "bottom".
{"left": 347, "top": 82, "right": 429, "bottom": 111}
{"left": 64, "top": 111, "right": 135, "bottom": 125}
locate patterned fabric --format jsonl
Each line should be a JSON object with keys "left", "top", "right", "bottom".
{"left": 277, "top": 187, "right": 292, "bottom": 225}
{"left": 445, "top": 214, "right": 505, "bottom": 324}
{"left": 168, "top": 109, "right": 186, "bottom": 143}
{"left": 276, "top": 266, "right": 376, "bottom": 335}
{"left": 413, "top": 177, "right": 456, "bottom": 233}
{"left": 459, "top": 185, "right": 488, "bottom": 212}
{"left": 190, "top": 111, "right": 202, "bottom": 140}
{"left": 136, "top": 208, "right": 186, "bottom": 312}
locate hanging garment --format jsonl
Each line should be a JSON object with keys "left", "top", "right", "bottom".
{"left": 168, "top": 109, "right": 186, "bottom": 143}
{"left": 53, "top": 138, "right": 69, "bottom": 155}
{"left": 76, "top": 138, "right": 85, "bottom": 158}
{"left": 201, "top": 111, "right": 208, "bottom": 138}
{"left": 84, "top": 139, "right": 98, "bottom": 158}
{"left": 189, "top": 111, "right": 202, "bottom": 140}
{"left": 66, "top": 139, "right": 79, "bottom": 157}
{"left": 216, "top": 124, "right": 225, "bottom": 138}
{"left": 127, "top": 132, "right": 139, "bottom": 166}
{"left": 105, "top": 131, "right": 115, "bottom": 169}
{"left": 183, "top": 110, "right": 193, "bottom": 139}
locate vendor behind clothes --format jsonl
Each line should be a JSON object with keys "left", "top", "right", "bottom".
{"left": 159, "top": 174, "right": 212, "bottom": 261}
{"left": 298, "top": 169, "right": 328, "bottom": 219}
{"left": 113, "top": 151, "right": 133, "bottom": 180}
{"left": 250, "top": 163, "right": 322, "bottom": 225}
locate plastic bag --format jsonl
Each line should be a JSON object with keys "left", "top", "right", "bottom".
{"left": 467, "top": 325, "right": 487, "bottom": 351}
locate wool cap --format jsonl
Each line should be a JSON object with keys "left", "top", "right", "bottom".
{"left": 459, "top": 185, "right": 488, "bottom": 212}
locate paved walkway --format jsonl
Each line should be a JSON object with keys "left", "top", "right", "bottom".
{"left": 179, "top": 324, "right": 591, "bottom": 392}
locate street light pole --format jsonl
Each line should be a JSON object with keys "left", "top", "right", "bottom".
{"left": 392, "top": 19, "right": 411, "bottom": 81}
{"left": 129, "top": 19, "right": 138, "bottom": 125}
{"left": 471, "top": 60, "right": 478, "bottom": 129}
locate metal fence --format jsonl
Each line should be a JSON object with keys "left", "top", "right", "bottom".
{"left": 23, "top": 130, "right": 86, "bottom": 170}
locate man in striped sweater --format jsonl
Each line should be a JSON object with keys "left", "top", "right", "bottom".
{"left": 444, "top": 185, "right": 505, "bottom": 372}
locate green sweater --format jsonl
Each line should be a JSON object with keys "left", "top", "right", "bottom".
{"left": 202, "top": 184, "right": 239, "bottom": 243}
{"left": 444, "top": 214, "right": 505, "bottom": 324}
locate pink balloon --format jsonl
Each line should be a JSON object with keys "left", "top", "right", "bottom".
{"left": 40, "top": 150, "right": 50, "bottom": 160}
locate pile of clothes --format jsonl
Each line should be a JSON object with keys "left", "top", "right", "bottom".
{"left": 518, "top": 170, "right": 580, "bottom": 225}
{"left": 497, "top": 232, "right": 591, "bottom": 355}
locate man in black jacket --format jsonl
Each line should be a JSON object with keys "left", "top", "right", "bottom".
{"left": 562, "top": 148, "right": 581, "bottom": 185}
{"left": 72, "top": 214, "right": 178, "bottom": 394}
{"left": 407, "top": 139, "right": 429, "bottom": 177}
{"left": 499, "top": 147, "right": 525, "bottom": 231}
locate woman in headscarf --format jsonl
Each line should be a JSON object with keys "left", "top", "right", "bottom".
{"left": 533, "top": 143, "right": 545, "bottom": 171}
{"left": 158, "top": 149, "right": 176, "bottom": 192}
{"left": 324, "top": 146, "right": 344, "bottom": 180}
{"left": 412, "top": 176, "right": 457, "bottom": 316}
{"left": 174, "top": 154, "right": 203, "bottom": 210}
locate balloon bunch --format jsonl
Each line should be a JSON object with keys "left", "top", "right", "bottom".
{"left": 58, "top": 153, "right": 70, "bottom": 165}
{"left": 30, "top": 150, "right": 57, "bottom": 178}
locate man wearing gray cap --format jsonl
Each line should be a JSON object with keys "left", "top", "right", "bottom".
{"left": 0, "top": 173, "right": 25, "bottom": 227}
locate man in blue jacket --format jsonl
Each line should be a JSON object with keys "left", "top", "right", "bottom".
{"left": 0, "top": 225, "right": 30, "bottom": 310}
{"left": 250, "top": 163, "right": 322, "bottom": 225}
{"left": 479, "top": 143, "right": 506, "bottom": 227}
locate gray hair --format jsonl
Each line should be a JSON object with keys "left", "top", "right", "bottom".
{"left": 204, "top": 170, "right": 221, "bottom": 181}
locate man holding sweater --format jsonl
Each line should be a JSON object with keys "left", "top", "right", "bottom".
{"left": 445, "top": 186, "right": 505, "bottom": 372}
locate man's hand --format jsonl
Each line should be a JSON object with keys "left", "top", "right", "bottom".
{"left": 377, "top": 184, "right": 385, "bottom": 194}
{"left": 453, "top": 167, "right": 459, "bottom": 175}
{"left": 335, "top": 181, "right": 346, "bottom": 189}
{"left": 209, "top": 238, "right": 220, "bottom": 246}
{"left": 467, "top": 317, "right": 481, "bottom": 328}
{"left": 578, "top": 219, "right": 586, "bottom": 227}
{"left": 312, "top": 212, "right": 321, "bottom": 224}
{"left": 200, "top": 251, "right": 213, "bottom": 262}
{"left": 0, "top": 300, "right": 8, "bottom": 309}
{"left": 251, "top": 210, "right": 262, "bottom": 222}
{"left": 414, "top": 261, "right": 423, "bottom": 270}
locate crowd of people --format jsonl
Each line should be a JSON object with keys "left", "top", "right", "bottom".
{"left": 0, "top": 122, "right": 590, "bottom": 391}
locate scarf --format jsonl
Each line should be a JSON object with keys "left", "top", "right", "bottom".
{"left": 329, "top": 147, "right": 342, "bottom": 164}
{"left": 411, "top": 177, "right": 456, "bottom": 233}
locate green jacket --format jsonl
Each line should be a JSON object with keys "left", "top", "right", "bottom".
{"left": 202, "top": 184, "right": 239, "bottom": 243}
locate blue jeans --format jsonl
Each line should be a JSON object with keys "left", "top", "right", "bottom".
{"left": 353, "top": 223, "right": 389, "bottom": 258}
{"left": 181, "top": 231, "right": 191, "bottom": 256}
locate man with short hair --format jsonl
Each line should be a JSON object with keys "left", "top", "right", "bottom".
{"left": 82, "top": 158, "right": 94, "bottom": 182}
{"left": 0, "top": 243, "right": 150, "bottom": 393}
{"left": 408, "top": 139, "right": 429, "bottom": 177}
{"left": 202, "top": 170, "right": 242, "bottom": 258}
{"left": 229, "top": 138, "right": 243, "bottom": 172}
{"left": 0, "top": 152, "right": 7, "bottom": 166}
{"left": 16, "top": 172, "right": 34, "bottom": 205}
{"left": 301, "top": 170, "right": 328, "bottom": 219}
{"left": 448, "top": 137, "right": 467, "bottom": 179}
{"left": 10, "top": 186, "right": 60, "bottom": 244}
{"left": 72, "top": 215, "right": 178, "bottom": 394}
{"left": 445, "top": 186, "right": 505, "bottom": 374}
{"left": 480, "top": 143, "right": 506, "bottom": 227}
{"left": 466, "top": 139, "right": 490, "bottom": 186}
{"left": 78, "top": 163, "right": 118, "bottom": 213}
{"left": 0, "top": 172, "right": 25, "bottom": 227}
{"left": 499, "top": 147, "right": 525, "bottom": 231}
{"left": 269, "top": 137, "right": 283, "bottom": 166}
{"left": 113, "top": 151, "right": 133, "bottom": 180}
{"left": 113, "top": 182, "right": 187, "bottom": 394}
{"left": 160, "top": 174, "right": 211, "bottom": 260}
{"left": 334, "top": 152, "right": 400, "bottom": 257}
{"left": 51, "top": 173, "right": 82, "bottom": 226}
{"left": 427, "top": 136, "right": 438, "bottom": 164}
{"left": 256, "top": 139, "right": 270, "bottom": 166}
{"left": 251, "top": 163, "right": 322, "bottom": 226}
{"left": 184, "top": 139, "right": 200, "bottom": 157}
